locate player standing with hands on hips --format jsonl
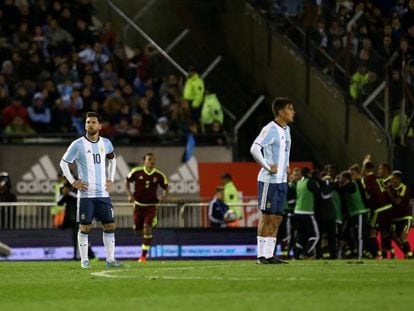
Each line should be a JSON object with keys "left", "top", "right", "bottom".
{"left": 250, "top": 98, "right": 295, "bottom": 264}
{"left": 60, "top": 112, "right": 124, "bottom": 269}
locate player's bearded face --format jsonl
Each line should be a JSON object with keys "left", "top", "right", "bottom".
{"left": 85, "top": 117, "right": 101, "bottom": 135}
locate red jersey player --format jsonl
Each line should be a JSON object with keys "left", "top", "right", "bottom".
{"left": 125, "top": 153, "right": 168, "bottom": 262}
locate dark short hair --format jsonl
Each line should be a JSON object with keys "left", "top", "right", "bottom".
{"left": 301, "top": 167, "right": 311, "bottom": 177}
{"left": 272, "top": 97, "right": 293, "bottom": 117}
{"left": 379, "top": 163, "right": 391, "bottom": 173}
{"left": 364, "top": 161, "right": 375, "bottom": 171}
{"left": 86, "top": 111, "right": 102, "bottom": 122}
{"left": 216, "top": 186, "right": 224, "bottom": 192}
{"left": 340, "top": 170, "right": 352, "bottom": 181}
{"left": 143, "top": 152, "right": 154, "bottom": 161}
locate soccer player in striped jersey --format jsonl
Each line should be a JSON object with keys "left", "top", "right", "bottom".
{"left": 125, "top": 153, "right": 168, "bottom": 262}
{"left": 250, "top": 97, "right": 295, "bottom": 264}
{"left": 59, "top": 112, "right": 124, "bottom": 269}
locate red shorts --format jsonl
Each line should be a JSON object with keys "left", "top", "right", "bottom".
{"left": 133, "top": 205, "right": 157, "bottom": 231}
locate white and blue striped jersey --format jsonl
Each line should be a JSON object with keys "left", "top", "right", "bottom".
{"left": 253, "top": 121, "right": 291, "bottom": 184}
{"left": 62, "top": 136, "right": 114, "bottom": 198}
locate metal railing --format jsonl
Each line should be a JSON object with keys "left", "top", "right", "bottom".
{"left": 0, "top": 201, "right": 260, "bottom": 229}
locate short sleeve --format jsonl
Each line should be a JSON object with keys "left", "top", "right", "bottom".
{"left": 62, "top": 141, "right": 79, "bottom": 163}
{"left": 253, "top": 126, "right": 274, "bottom": 147}
{"left": 104, "top": 138, "right": 114, "bottom": 154}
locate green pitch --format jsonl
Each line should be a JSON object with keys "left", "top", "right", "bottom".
{"left": 1, "top": 260, "right": 413, "bottom": 311}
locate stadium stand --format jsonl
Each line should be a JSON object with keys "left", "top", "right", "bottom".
{"left": 0, "top": 0, "right": 229, "bottom": 145}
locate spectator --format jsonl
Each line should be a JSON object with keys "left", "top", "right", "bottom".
{"left": 208, "top": 186, "right": 231, "bottom": 228}
{"left": 45, "top": 17, "right": 74, "bottom": 56}
{"left": 78, "top": 42, "right": 109, "bottom": 72}
{"left": 27, "top": 92, "right": 51, "bottom": 132}
{"left": 73, "top": 18, "right": 95, "bottom": 50}
{"left": 62, "top": 86, "right": 84, "bottom": 117}
{"left": 100, "top": 22, "right": 118, "bottom": 52}
{"left": 2, "top": 96, "right": 29, "bottom": 126}
{"left": 99, "top": 62, "right": 118, "bottom": 87}
{"left": 136, "top": 97, "right": 156, "bottom": 134}
{"left": 183, "top": 67, "right": 205, "bottom": 122}
{"left": 59, "top": 6, "right": 76, "bottom": 37}
{"left": 51, "top": 98, "right": 74, "bottom": 133}
{"left": 53, "top": 62, "right": 78, "bottom": 86}
{"left": 205, "top": 120, "right": 227, "bottom": 146}
{"left": 349, "top": 63, "right": 369, "bottom": 101}
{"left": 0, "top": 171, "right": 17, "bottom": 229}
{"left": 221, "top": 173, "right": 243, "bottom": 221}
{"left": 200, "top": 88, "right": 224, "bottom": 133}
{"left": 5, "top": 115, "right": 36, "bottom": 141}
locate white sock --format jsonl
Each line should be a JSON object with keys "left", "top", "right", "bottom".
{"left": 103, "top": 232, "right": 115, "bottom": 262}
{"left": 257, "top": 236, "right": 266, "bottom": 258}
{"left": 78, "top": 231, "right": 89, "bottom": 262}
{"left": 264, "top": 237, "right": 277, "bottom": 259}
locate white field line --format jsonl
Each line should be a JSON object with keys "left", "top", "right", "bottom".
{"left": 90, "top": 270, "right": 312, "bottom": 281}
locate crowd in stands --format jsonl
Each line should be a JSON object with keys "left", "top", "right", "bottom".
{"left": 0, "top": 0, "right": 227, "bottom": 145}
{"left": 254, "top": 0, "right": 414, "bottom": 141}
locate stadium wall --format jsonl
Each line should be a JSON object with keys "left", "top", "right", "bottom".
{"left": 0, "top": 145, "right": 232, "bottom": 199}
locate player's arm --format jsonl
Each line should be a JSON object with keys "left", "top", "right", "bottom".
{"left": 160, "top": 185, "right": 169, "bottom": 202}
{"left": 106, "top": 152, "right": 116, "bottom": 192}
{"left": 250, "top": 143, "right": 275, "bottom": 173}
{"left": 124, "top": 178, "right": 134, "bottom": 203}
{"left": 59, "top": 159, "right": 87, "bottom": 191}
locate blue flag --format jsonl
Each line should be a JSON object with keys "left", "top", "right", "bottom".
{"left": 182, "top": 133, "right": 196, "bottom": 162}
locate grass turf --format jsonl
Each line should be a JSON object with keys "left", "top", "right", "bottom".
{"left": 0, "top": 259, "right": 413, "bottom": 311}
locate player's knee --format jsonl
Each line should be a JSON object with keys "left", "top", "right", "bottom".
{"left": 79, "top": 224, "right": 92, "bottom": 233}
{"left": 103, "top": 222, "right": 116, "bottom": 232}
{"left": 143, "top": 224, "right": 152, "bottom": 235}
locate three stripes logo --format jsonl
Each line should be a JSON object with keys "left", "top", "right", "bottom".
{"left": 168, "top": 156, "right": 199, "bottom": 194}
{"left": 16, "top": 155, "right": 130, "bottom": 194}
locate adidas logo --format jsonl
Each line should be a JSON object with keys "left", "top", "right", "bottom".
{"left": 168, "top": 156, "right": 199, "bottom": 194}
{"left": 16, "top": 155, "right": 130, "bottom": 194}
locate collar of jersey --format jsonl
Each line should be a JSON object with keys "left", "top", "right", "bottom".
{"left": 84, "top": 135, "right": 100, "bottom": 143}
{"left": 273, "top": 120, "right": 287, "bottom": 129}
{"left": 144, "top": 166, "right": 156, "bottom": 175}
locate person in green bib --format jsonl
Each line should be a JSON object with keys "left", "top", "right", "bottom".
{"left": 338, "top": 171, "right": 370, "bottom": 259}
{"left": 294, "top": 167, "right": 321, "bottom": 259}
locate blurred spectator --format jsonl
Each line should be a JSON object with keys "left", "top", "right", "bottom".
{"left": 205, "top": 121, "right": 227, "bottom": 146}
{"left": 53, "top": 62, "right": 78, "bottom": 86}
{"left": 390, "top": 68, "right": 403, "bottom": 113}
{"left": 349, "top": 63, "right": 369, "bottom": 101}
{"left": 0, "top": 171, "right": 17, "bottom": 229}
{"left": 78, "top": 42, "right": 109, "bottom": 72}
{"left": 183, "top": 67, "right": 205, "bottom": 122}
{"left": 45, "top": 17, "right": 74, "bottom": 56}
{"left": 27, "top": 92, "right": 51, "bottom": 132}
{"left": 59, "top": 6, "right": 76, "bottom": 37}
{"left": 99, "top": 61, "right": 118, "bottom": 87}
{"left": 62, "top": 86, "right": 84, "bottom": 117}
{"left": 2, "top": 97, "right": 29, "bottom": 126}
{"left": 208, "top": 186, "right": 230, "bottom": 228}
{"left": 97, "top": 78, "right": 115, "bottom": 102}
{"left": 100, "top": 22, "right": 118, "bottom": 52}
{"left": 5, "top": 115, "right": 36, "bottom": 141}
{"left": 136, "top": 97, "right": 156, "bottom": 133}
{"left": 51, "top": 98, "right": 74, "bottom": 133}
{"left": 402, "top": 0, "right": 414, "bottom": 29}
{"left": 200, "top": 88, "right": 223, "bottom": 133}
{"left": 168, "top": 99, "right": 192, "bottom": 134}
{"left": 73, "top": 18, "right": 95, "bottom": 50}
